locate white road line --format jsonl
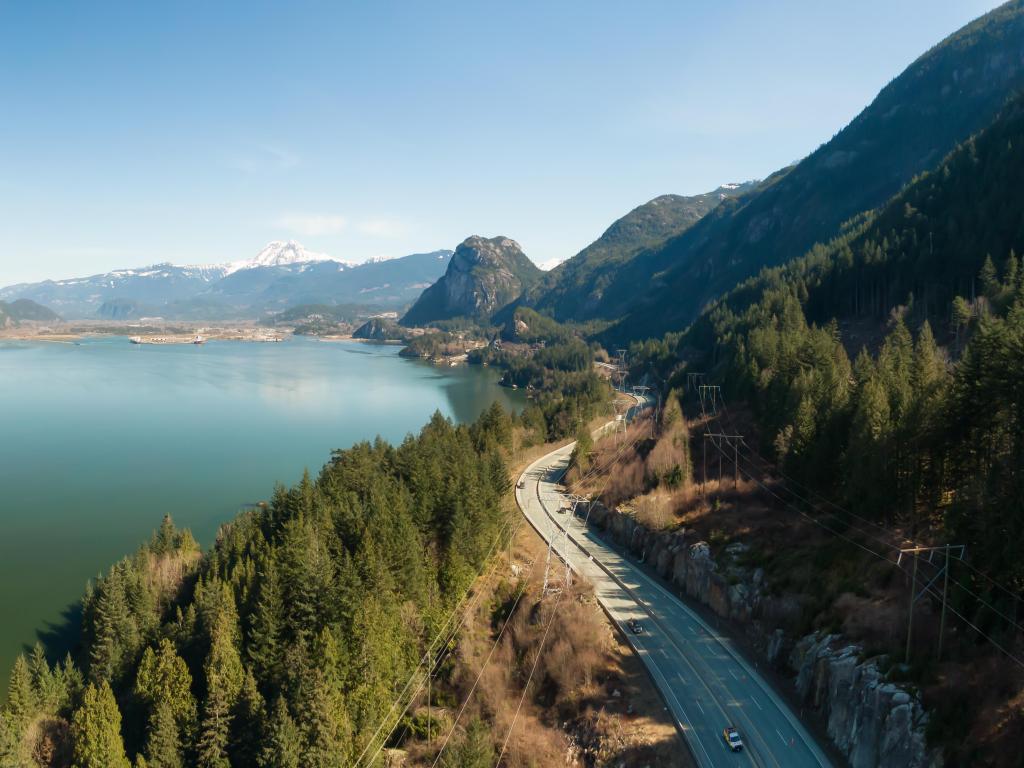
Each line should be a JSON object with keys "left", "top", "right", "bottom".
{"left": 729, "top": 668, "right": 741, "bottom": 681}
{"left": 518, "top": 413, "right": 831, "bottom": 768}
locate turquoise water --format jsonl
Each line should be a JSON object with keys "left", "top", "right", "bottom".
{"left": 0, "top": 336, "right": 522, "bottom": 686}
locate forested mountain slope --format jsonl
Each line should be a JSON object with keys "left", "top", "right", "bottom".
{"left": 646, "top": 90, "right": 1024, "bottom": 608}
{"left": 522, "top": 183, "right": 755, "bottom": 321}
{"left": 579, "top": 0, "right": 1024, "bottom": 342}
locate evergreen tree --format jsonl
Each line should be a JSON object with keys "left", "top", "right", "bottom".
{"left": 231, "top": 671, "right": 266, "bottom": 768}
{"left": 0, "top": 711, "right": 20, "bottom": 768}
{"left": 442, "top": 719, "right": 494, "bottom": 768}
{"left": 246, "top": 557, "right": 283, "bottom": 687}
{"left": 144, "top": 699, "right": 183, "bottom": 768}
{"left": 28, "top": 643, "right": 59, "bottom": 714}
{"left": 70, "top": 681, "right": 131, "bottom": 768}
{"left": 258, "top": 698, "right": 301, "bottom": 768}
{"left": 5, "top": 654, "right": 36, "bottom": 729}
{"left": 134, "top": 639, "right": 196, "bottom": 733}
{"left": 980, "top": 253, "right": 1000, "bottom": 297}
{"left": 196, "top": 611, "right": 244, "bottom": 768}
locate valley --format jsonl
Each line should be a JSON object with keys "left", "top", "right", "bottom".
{"left": 3, "top": 2, "right": 1024, "bottom": 767}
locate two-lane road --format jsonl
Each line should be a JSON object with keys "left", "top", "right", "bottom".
{"left": 515, "top": 428, "right": 832, "bottom": 768}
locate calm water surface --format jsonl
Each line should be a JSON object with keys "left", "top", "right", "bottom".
{"left": 0, "top": 335, "right": 523, "bottom": 686}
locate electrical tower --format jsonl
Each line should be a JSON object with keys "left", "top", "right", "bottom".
{"left": 898, "top": 544, "right": 966, "bottom": 662}
{"left": 698, "top": 384, "right": 722, "bottom": 416}
{"left": 615, "top": 349, "right": 628, "bottom": 392}
{"left": 685, "top": 372, "right": 706, "bottom": 394}
{"left": 702, "top": 433, "right": 743, "bottom": 492}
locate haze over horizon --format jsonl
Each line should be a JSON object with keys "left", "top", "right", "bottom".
{"left": 0, "top": 0, "right": 999, "bottom": 286}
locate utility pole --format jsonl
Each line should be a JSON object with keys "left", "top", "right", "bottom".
{"left": 698, "top": 384, "right": 722, "bottom": 416}
{"left": 898, "top": 544, "right": 966, "bottom": 663}
{"left": 427, "top": 651, "right": 432, "bottom": 745}
{"left": 702, "top": 435, "right": 707, "bottom": 496}
{"left": 704, "top": 433, "right": 743, "bottom": 490}
{"left": 906, "top": 549, "right": 918, "bottom": 665}
{"left": 686, "top": 372, "right": 706, "bottom": 394}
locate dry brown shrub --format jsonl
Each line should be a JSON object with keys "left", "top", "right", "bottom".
{"left": 24, "top": 715, "right": 72, "bottom": 768}
{"left": 601, "top": 457, "right": 645, "bottom": 508}
{"left": 632, "top": 493, "right": 674, "bottom": 531}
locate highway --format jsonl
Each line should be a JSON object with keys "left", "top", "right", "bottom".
{"left": 514, "top": 401, "right": 833, "bottom": 768}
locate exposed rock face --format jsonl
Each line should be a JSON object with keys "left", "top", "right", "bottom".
{"left": 352, "top": 317, "right": 402, "bottom": 341}
{"left": 790, "top": 634, "right": 938, "bottom": 768}
{"left": 401, "top": 236, "right": 541, "bottom": 325}
{"left": 581, "top": 500, "right": 942, "bottom": 767}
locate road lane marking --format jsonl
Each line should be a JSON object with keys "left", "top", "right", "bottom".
{"left": 776, "top": 729, "right": 788, "bottom": 746}
{"left": 517, "top": 435, "right": 824, "bottom": 768}
{"left": 730, "top": 669, "right": 741, "bottom": 681}
{"left": 695, "top": 700, "right": 704, "bottom": 715}
{"left": 751, "top": 695, "right": 763, "bottom": 710}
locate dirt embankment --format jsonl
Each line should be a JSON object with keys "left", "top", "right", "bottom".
{"left": 389, "top": 438, "right": 690, "bottom": 768}
{"left": 567, "top": 403, "right": 1024, "bottom": 768}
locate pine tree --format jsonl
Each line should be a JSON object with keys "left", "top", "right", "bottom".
{"left": 246, "top": 557, "right": 284, "bottom": 687}
{"left": 28, "top": 643, "right": 58, "bottom": 714}
{"left": 980, "top": 253, "right": 1000, "bottom": 297}
{"left": 258, "top": 698, "right": 301, "bottom": 768}
{"left": 144, "top": 700, "right": 183, "bottom": 768}
{"left": 134, "top": 639, "right": 196, "bottom": 733}
{"left": 231, "top": 671, "right": 266, "bottom": 768}
{"left": 196, "top": 611, "right": 244, "bottom": 768}
{"left": 442, "top": 718, "right": 494, "bottom": 768}
{"left": 70, "top": 681, "right": 131, "bottom": 768}
{"left": 56, "top": 654, "right": 84, "bottom": 714}
{"left": 5, "top": 654, "right": 36, "bottom": 728}
{"left": 0, "top": 711, "right": 20, "bottom": 768}
{"left": 297, "top": 628, "right": 351, "bottom": 768}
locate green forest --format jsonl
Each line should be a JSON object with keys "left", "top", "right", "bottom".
{"left": 0, "top": 405, "right": 515, "bottom": 767}
{"left": 630, "top": 95, "right": 1024, "bottom": 632}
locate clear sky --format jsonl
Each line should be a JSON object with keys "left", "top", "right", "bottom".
{"left": 0, "top": 0, "right": 1001, "bottom": 285}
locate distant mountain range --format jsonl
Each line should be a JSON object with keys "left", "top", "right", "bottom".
{"left": 0, "top": 241, "right": 453, "bottom": 320}
{"left": 0, "top": 298, "right": 60, "bottom": 327}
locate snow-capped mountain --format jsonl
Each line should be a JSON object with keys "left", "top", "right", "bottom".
{"left": 220, "top": 240, "right": 342, "bottom": 275}
{"left": 0, "top": 242, "right": 452, "bottom": 320}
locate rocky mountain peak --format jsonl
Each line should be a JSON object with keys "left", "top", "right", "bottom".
{"left": 401, "top": 235, "right": 541, "bottom": 326}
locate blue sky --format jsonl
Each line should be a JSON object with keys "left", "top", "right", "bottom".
{"left": 0, "top": 0, "right": 1001, "bottom": 285}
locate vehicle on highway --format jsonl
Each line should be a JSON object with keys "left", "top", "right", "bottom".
{"left": 627, "top": 619, "right": 643, "bottom": 634}
{"left": 723, "top": 726, "right": 743, "bottom": 752}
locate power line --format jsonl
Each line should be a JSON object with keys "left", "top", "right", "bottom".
{"left": 353, "top": 513, "right": 521, "bottom": 767}
{"left": 695, "top": 383, "right": 1024, "bottom": 672}
{"left": 428, "top": 551, "right": 537, "bottom": 767}
{"left": 492, "top": 590, "right": 564, "bottom": 767}
{"left": 713, "top": 393, "right": 1024, "bottom": 637}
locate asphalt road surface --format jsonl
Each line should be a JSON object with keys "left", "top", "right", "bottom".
{"left": 514, "top": 406, "right": 833, "bottom": 768}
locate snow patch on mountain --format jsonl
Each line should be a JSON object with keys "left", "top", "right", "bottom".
{"left": 221, "top": 240, "right": 344, "bottom": 275}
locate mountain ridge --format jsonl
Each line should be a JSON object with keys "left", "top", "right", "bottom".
{"left": 1, "top": 244, "right": 453, "bottom": 320}
{"left": 535, "top": 0, "right": 1024, "bottom": 342}
{"left": 522, "top": 183, "right": 757, "bottom": 321}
